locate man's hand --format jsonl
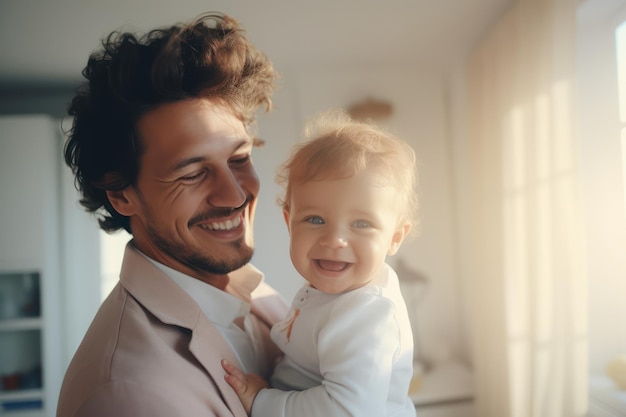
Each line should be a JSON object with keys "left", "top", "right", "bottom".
{"left": 221, "top": 359, "right": 269, "bottom": 415}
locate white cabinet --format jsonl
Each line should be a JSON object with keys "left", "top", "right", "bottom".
{"left": 0, "top": 272, "right": 43, "bottom": 415}
{"left": 0, "top": 116, "right": 63, "bottom": 417}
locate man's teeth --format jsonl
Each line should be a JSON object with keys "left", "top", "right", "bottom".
{"left": 200, "top": 216, "right": 241, "bottom": 231}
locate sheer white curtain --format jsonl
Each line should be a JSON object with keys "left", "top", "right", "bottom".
{"left": 460, "top": 0, "right": 587, "bottom": 416}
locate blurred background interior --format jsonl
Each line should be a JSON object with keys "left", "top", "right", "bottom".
{"left": 1, "top": 0, "right": 625, "bottom": 416}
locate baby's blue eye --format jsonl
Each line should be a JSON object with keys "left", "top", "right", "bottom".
{"left": 352, "top": 220, "right": 371, "bottom": 228}
{"left": 306, "top": 216, "right": 325, "bottom": 225}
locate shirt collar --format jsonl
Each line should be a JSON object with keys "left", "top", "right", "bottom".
{"left": 138, "top": 251, "right": 262, "bottom": 328}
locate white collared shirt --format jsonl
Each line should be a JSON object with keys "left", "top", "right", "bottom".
{"left": 141, "top": 255, "right": 261, "bottom": 374}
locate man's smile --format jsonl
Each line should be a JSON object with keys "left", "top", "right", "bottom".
{"left": 198, "top": 215, "right": 242, "bottom": 231}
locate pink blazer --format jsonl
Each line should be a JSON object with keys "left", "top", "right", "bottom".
{"left": 57, "top": 244, "right": 288, "bottom": 417}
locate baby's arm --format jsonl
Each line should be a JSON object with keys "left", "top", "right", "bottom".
{"left": 222, "top": 360, "right": 269, "bottom": 415}
{"left": 236, "top": 292, "right": 403, "bottom": 417}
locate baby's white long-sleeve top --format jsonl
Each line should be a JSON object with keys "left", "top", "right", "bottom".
{"left": 251, "top": 263, "right": 416, "bottom": 417}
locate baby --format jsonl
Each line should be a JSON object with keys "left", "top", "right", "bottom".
{"left": 223, "top": 109, "right": 418, "bottom": 417}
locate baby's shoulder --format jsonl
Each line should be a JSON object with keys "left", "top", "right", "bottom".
{"left": 331, "top": 285, "right": 396, "bottom": 317}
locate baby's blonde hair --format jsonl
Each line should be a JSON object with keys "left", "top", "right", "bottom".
{"left": 276, "top": 109, "right": 419, "bottom": 232}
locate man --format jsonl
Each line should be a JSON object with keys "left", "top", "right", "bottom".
{"left": 57, "top": 13, "right": 287, "bottom": 417}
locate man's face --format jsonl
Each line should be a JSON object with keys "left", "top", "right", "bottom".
{"left": 110, "top": 98, "right": 260, "bottom": 286}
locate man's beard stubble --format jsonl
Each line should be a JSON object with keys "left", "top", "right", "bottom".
{"left": 134, "top": 187, "right": 256, "bottom": 276}
{"left": 146, "top": 224, "right": 254, "bottom": 276}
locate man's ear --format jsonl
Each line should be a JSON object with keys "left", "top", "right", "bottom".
{"left": 106, "top": 188, "right": 137, "bottom": 217}
{"left": 388, "top": 223, "right": 411, "bottom": 256}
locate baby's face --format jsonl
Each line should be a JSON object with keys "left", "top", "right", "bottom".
{"left": 284, "top": 169, "right": 409, "bottom": 294}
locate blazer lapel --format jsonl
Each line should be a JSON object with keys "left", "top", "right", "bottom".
{"left": 119, "top": 243, "right": 247, "bottom": 417}
{"left": 189, "top": 315, "right": 247, "bottom": 417}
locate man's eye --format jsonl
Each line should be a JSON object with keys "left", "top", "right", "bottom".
{"left": 352, "top": 220, "right": 371, "bottom": 228}
{"left": 305, "top": 216, "right": 325, "bottom": 225}
{"left": 180, "top": 171, "right": 206, "bottom": 183}
{"left": 230, "top": 155, "right": 251, "bottom": 166}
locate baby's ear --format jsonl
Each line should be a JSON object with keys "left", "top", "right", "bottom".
{"left": 282, "top": 208, "right": 291, "bottom": 233}
{"left": 388, "top": 223, "right": 411, "bottom": 256}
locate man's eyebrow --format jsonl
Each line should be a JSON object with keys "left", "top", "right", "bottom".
{"left": 170, "top": 139, "right": 252, "bottom": 172}
{"left": 172, "top": 156, "right": 206, "bottom": 172}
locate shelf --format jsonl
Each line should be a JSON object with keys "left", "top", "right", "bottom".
{"left": 0, "top": 388, "right": 43, "bottom": 416}
{"left": 1, "top": 405, "right": 44, "bottom": 416}
{"left": 0, "top": 388, "right": 43, "bottom": 401}
{"left": 0, "top": 318, "right": 42, "bottom": 332}
{"left": 1, "top": 410, "right": 43, "bottom": 417}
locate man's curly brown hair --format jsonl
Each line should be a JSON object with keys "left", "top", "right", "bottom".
{"left": 64, "top": 13, "right": 277, "bottom": 233}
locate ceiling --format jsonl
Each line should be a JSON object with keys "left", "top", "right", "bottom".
{"left": 0, "top": 0, "right": 514, "bottom": 91}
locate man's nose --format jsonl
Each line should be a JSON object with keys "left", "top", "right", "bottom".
{"left": 207, "top": 168, "right": 247, "bottom": 208}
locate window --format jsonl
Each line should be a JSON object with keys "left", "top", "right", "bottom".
{"left": 617, "top": 21, "right": 626, "bottom": 216}
{"left": 578, "top": 1, "right": 626, "bottom": 415}
{"left": 100, "top": 230, "right": 130, "bottom": 301}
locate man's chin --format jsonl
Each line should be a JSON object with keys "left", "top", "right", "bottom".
{"left": 191, "top": 245, "right": 254, "bottom": 275}
{"left": 233, "top": 244, "right": 254, "bottom": 270}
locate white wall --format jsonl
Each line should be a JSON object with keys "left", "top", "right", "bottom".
{"left": 447, "top": 65, "right": 475, "bottom": 367}
{"left": 251, "top": 72, "right": 303, "bottom": 301}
